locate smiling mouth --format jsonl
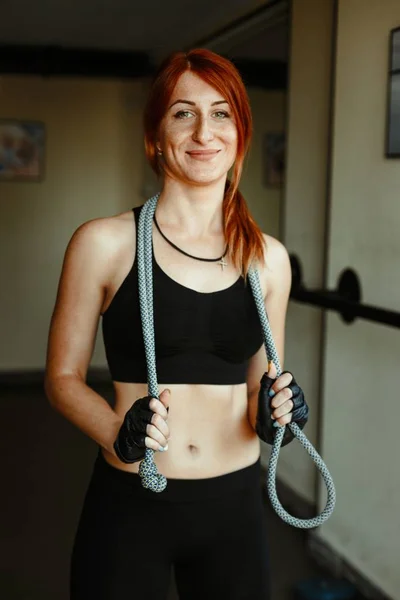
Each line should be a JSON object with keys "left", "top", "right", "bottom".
{"left": 186, "top": 150, "right": 221, "bottom": 160}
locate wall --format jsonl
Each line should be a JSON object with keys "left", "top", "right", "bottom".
{"left": 0, "top": 76, "right": 147, "bottom": 371}
{"left": 285, "top": 0, "right": 400, "bottom": 597}
{"left": 241, "top": 88, "right": 286, "bottom": 240}
{"left": 277, "top": 0, "right": 335, "bottom": 500}
{"left": 315, "top": 1, "right": 400, "bottom": 598}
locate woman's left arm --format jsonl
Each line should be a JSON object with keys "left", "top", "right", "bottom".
{"left": 246, "top": 235, "right": 292, "bottom": 429}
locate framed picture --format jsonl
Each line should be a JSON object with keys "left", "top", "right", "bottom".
{"left": 0, "top": 120, "right": 45, "bottom": 181}
{"left": 386, "top": 27, "right": 400, "bottom": 157}
{"left": 263, "top": 132, "right": 285, "bottom": 187}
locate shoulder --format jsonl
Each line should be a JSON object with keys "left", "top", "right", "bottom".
{"left": 259, "top": 233, "right": 291, "bottom": 298}
{"left": 262, "top": 233, "right": 291, "bottom": 270}
{"left": 68, "top": 208, "right": 136, "bottom": 254}
{"left": 64, "top": 208, "right": 137, "bottom": 280}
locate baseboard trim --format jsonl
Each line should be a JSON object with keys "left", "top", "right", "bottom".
{"left": 308, "top": 533, "right": 393, "bottom": 600}
{"left": 0, "top": 367, "right": 111, "bottom": 386}
{"left": 260, "top": 469, "right": 393, "bottom": 600}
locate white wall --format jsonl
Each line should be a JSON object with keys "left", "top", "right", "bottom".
{"left": 241, "top": 88, "right": 286, "bottom": 240}
{"left": 316, "top": 2, "right": 400, "bottom": 597}
{"left": 0, "top": 76, "right": 147, "bottom": 370}
{"left": 277, "top": 0, "right": 335, "bottom": 501}
{"left": 284, "top": 0, "right": 400, "bottom": 596}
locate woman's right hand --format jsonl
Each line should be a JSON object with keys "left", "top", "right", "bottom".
{"left": 113, "top": 389, "right": 170, "bottom": 463}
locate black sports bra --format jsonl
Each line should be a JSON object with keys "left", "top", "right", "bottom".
{"left": 101, "top": 205, "right": 264, "bottom": 384}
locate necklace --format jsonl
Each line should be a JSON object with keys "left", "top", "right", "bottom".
{"left": 153, "top": 212, "right": 228, "bottom": 270}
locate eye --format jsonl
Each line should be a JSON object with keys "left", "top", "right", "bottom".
{"left": 213, "top": 110, "right": 230, "bottom": 119}
{"left": 174, "top": 110, "right": 193, "bottom": 119}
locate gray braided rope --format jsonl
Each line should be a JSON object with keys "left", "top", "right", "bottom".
{"left": 248, "top": 268, "right": 336, "bottom": 528}
{"left": 137, "top": 196, "right": 167, "bottom": 493}
{"left": 137, "top": 194, "right": 336, "bottom": 527}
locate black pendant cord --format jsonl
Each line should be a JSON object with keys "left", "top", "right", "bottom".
{"left": 153, "top": 212, "right": 228, "bottom": 263}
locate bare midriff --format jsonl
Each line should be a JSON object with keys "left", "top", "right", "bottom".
{"left": 102, "top": 381, "right": 261, "bottom": 479}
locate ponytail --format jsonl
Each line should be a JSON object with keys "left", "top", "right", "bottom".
{"left": 223, "top": 170, "right": 266, "bottom": 279}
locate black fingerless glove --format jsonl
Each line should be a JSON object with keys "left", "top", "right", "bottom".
{"left": 255, "top": 371, "right": 309, "bottom": 448}
{"left": 113, "top": 395, "right": 155, "bottom": 463}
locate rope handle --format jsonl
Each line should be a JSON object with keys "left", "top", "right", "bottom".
{"left": 137, "top": 195, "right": 336, "bottom": 527}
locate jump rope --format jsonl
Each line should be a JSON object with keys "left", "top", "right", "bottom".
{"left": 137, "top": 194, "right": 336, "bottom": 529}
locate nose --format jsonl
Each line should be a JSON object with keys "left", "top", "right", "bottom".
{"left": 192, "top": 115, "right": 214, "bottom": 144}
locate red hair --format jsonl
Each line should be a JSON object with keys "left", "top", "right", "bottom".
{"left": 143, "top": 48, "right": 266, "bottom": 277}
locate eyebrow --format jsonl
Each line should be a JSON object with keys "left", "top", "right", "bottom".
{"left": 168, "top": 99, "right": 229, "bottom": 109}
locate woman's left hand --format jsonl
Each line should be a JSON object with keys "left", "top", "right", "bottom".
{"left": 255, "top": 361, "right": 309, "bottom": 446}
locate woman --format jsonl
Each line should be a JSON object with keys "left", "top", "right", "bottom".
{"left": 45, "top": 48, "right": 308, "bottom": 600}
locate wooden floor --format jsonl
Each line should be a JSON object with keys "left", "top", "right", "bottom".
{"left": 1, "top": 380, "right": 328, "bottom": 600}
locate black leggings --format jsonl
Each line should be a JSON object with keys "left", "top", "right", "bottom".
{"left": 70, "top": 451, "right": 271, "bottom": 599}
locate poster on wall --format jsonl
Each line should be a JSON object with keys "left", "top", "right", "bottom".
{"left": 0, "top": 120, "right": 45, "bottom": 181}
{"left": 386, "top": 27, "right": 400, "bottom": 157}
{"left": 263, "top": 132, "right": 285, "bottom": 187}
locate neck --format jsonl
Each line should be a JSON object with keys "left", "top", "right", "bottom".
{"left": 156, "top": 176, "right": 227, "bottom": 236}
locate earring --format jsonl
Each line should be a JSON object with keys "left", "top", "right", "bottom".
{"left": 156, "top": 146, "right": 163, "bottom": 156}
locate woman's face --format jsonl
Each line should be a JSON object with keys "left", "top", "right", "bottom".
{"left": 157, "top": 71, "right": 238, "bottom": 186}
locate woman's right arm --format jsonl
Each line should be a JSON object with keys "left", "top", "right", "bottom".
{"left": 44, "top": 218, "right": 122, "bottom": 455}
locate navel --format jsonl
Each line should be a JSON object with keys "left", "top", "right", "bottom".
{"left": 188, "top": 444, "right": 199, "bottom": 454}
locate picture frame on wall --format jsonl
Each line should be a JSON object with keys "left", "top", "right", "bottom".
{"left": 263, "top": 132, "right": 285, "bottom": 187}
{"left": 0, "top": 120, "right": 45, "bottom": 181}
{"left": 386, "top": 26, "right": 400, "bottom": 157}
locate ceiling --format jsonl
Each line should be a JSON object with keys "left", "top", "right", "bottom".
{"left": 0, "top": 0, "right": 288, "bottom": 63}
